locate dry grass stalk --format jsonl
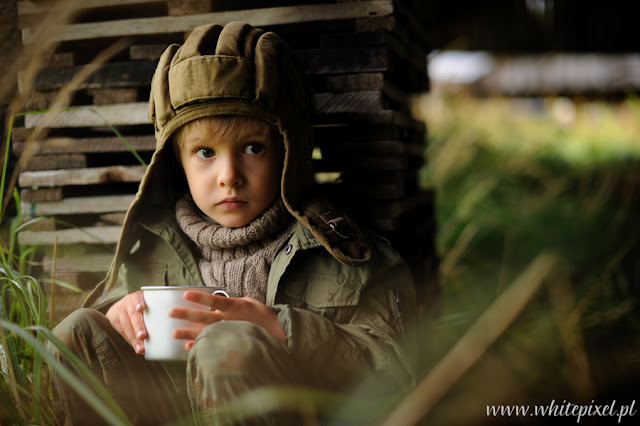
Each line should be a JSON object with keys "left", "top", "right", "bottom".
{"left": 381, "top": 252, "right": 561, "bottom": 426}
{"left": 547, "top": 273, "right": 596, "bottom": 402}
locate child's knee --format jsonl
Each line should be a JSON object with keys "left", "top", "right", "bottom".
{"left": 48, "top": 308, "right": 111, "bottom": 355}
{"left": 188, "top": 321, "right": 285, "bottom": 374}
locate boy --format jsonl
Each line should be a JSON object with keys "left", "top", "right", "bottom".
{"left": 49, "top": 21, "right": 416, "bottom": 425}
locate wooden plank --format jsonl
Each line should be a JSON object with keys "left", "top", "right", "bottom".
{"left": 22, "top": 60, "right": 157, "bottom": 91}
{"left": 18, "top": 215, "right": 57, "bottom": 231}
{"left": 167, "top": 0, "right": 211, "bottom": 16}
{"left": 24, "top": 91, "right": 57, "bottom": 110}
{"left": 25, "top": 154, "right": 87, "bottom": 171}
{"left": 315, "top": 91, "right": 386, "bottom": 114}
{"left": 20, "top": 187, "right": 64, "bottom": 203}
{"left": 18, "top": 225, "right": 122, "bottom": 245}
{"left": 21, "top": 194, "right": 135, "bottom": 215}
{"left": 18, "top": 0, "right": 167, "bottom": 15}
{"left": 326, "top": 73, "right": 384, "bottom": 92}
{"left": 24, "top": 102, "right": 149, "bottom": 128}
{"left": 42, "top": 253, "right": 114, "bottom": 272}
{"left": 12, "top": 135, "right": 156, "bottom": 154}
{"left": 22, "top": 2, "right": 394, "bottom": 44}
{"left": 130, "top": 44, "right": 166, "bottom": 60}
{"left": 89, "top": 88, "right": 144, "bottom": 105}
{"left": 315, "top": 155, "right": 407, "bottom": 172}
{"left": 19, "top": 165, "right": 146, "bottom": 187}
{"left": 99, "top": 212, "right": 127, "bottom": 225}
{"left": 299, "top": 47, "right": 388, "bottom": 74}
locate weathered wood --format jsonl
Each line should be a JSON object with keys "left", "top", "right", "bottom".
{"left": 21, "top": 60, "right": 157, "bottom": 92}
{"left": 130, "top": 44, "right": 167, "bottom": 60}
{"left": 18, "top": 0, "right": 167, "bottom": 15}
{"left": 326, "top": 73, "right": 384, "bottom": 92}
{"left": 89, "top": 88, "right": 144, "bottom": 105}
{"left": 42, "top": 253, "right": 114, "bottom": 273}
{"left": 168, "top": 0, "right": 211, "bottom": 16}
{"left": 315, "top": 91, "right": 386, "bottom": 114}
{"left": 25, "top": 154, "right": 87, "bottom": 171}
{"left": 299, "top": 47, "right": 388, "bottom": 74}
{"left": 18, "top": 215, "right": 57, "bottom": 231}
{"left": 20, "top": 187, "right": 64, "bottom": 203}
{"left": 24, "top": 91, "right": 57, "bottom": 110}
{"left": 21, "top": 194, "right": 135, "bottom": 215}
{"left": 22, "top": 2, "right": 394, "bottom": 44}
{"left": 24, "top": 102, "right": 149, "bottom": 128}
{"left": 19, "top": 165, "right": 146, "bottom": 187}
{"left": 315, "top": 155, "right": 407, "bottom": 172}
{"left": 12, "top": 135, "right": 156, "bottom": 154}
{"left": 50, "top": 52, "right": 76, "bottom": 68}
{"left": 99, "top": 212, "right": 127, "bottom": 225}
{"left": 18, "top": 225, "right": 122, "bottom": 245}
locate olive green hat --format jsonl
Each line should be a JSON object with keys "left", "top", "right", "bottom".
{"left": 143, "top": 21, "right": 370, "bottom": 265}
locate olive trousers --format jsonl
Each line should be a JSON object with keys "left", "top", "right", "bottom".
{"left": 48, "top": 308, "right": 306, "bottom": 425}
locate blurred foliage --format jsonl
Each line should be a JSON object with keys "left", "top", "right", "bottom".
{"left": 411, "top": 93, "right": 640, "bottom": 424}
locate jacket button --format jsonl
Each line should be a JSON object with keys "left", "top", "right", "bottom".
{"left": 285, "top": 244, "right": 293, "bottom": 254}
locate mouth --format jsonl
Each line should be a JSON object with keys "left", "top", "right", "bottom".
{"left": 217, "top": 198, "right": 247, "bottom": 210}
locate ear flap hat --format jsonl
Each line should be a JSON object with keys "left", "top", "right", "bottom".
{"left": 130, "top": 21, "right": 369, "bottom": 267}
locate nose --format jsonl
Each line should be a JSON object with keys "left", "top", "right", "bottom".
{"left": 217, "top": 155, "right": 243, "bottom": 188}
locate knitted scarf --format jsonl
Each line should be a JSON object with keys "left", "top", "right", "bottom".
{"left": 174, "top": 195, "right": 293, "bottom": 303}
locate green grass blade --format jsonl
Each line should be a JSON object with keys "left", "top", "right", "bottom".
{"left": 2, "top": 321, "right": 132, "bottom": 426}
{"left": 88, "top": 108, "right": 147, "bottom": 167}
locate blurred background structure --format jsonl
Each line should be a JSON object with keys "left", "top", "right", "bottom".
{"left": 1, "top": 1, "right": 639, "bottom": 424}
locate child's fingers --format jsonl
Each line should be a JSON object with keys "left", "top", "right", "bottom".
{"left": 128, "top": 293, "right": 147, "bottom": 340}
{"left": 172, "top": 328, "right": 201, "bottom": 341}
{"left": 169, "top": 307, "right": 221, "bottom": 324}
{"left": 118, "top": 310, "right": 144, "bottom": 354}
{"left": 183, "top": 291, "right": 232, "bottom": 311}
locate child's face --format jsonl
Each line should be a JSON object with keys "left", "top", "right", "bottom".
{"left": 177, "top": 118, "right": 282, "bottom": 228}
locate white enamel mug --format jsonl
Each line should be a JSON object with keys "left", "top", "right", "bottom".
{"left": 141, "top": 286, "right": 229, "bottom": 361}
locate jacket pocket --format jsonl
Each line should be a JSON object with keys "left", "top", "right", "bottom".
{"left": 283, "top": 272, "right": 363, "bottom": 309}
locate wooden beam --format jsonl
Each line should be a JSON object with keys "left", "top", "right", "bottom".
{"left": 12, "top": 135, "right": 156, "bottom": 154}
{"left": 22, "top": 2, "right": 394, "bottom": 44}
{"left": 24, "top": 102, "right": 149, "bottom": 128}
{"left": 18, "top": 0, "right": 167, "bottom": 15}
{"left": 19, "top": 165, "right": 146, "bottom": 187}
{"left": 20, "top": 187, "right": 64, "bottom": 203}
{"left": 21, "top": 60, "right": 157, "bottom": 92}
{"left": 18, "top": 226, "right": 122, "bottom": 245}
{"left": 25, "top": 154, "right": 87, "bottom": 171}
{"left": 21, "top": 194, "right": 135, "bottom": 215}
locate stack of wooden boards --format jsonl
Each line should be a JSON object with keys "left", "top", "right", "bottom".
{"left": 14, "top": 0, "right": 437, "bottom": 320}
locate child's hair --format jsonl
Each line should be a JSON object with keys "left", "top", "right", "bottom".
{"left": 172, "top": 115, "right": 281, "bottom": 162}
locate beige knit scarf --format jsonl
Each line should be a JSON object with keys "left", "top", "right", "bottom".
{"left": 174, "top": 195, "right": 293, "bottom": 303}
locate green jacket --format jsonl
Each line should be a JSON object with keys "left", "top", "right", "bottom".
{"left": 85, "top": 207, "right": 417, "bottom": 389}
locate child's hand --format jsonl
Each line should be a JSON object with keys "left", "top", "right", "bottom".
{"left": 105, "top": 291, "right": 147, "bottom": 355}
{"left": 169, "top": 291, "right": 286, "bottom": 350}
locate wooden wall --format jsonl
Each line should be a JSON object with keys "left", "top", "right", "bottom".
{"left": 12, "top": 0, "right": 437, "bottom": 320}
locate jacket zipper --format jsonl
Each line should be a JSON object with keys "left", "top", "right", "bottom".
{"left": 393, "top": 288, "right": 406, "bottom": 338}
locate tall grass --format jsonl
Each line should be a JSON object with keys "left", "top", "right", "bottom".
{"left": 406, "top": 92, "right": 640, "bottom": 424}
{"left": 0, "top": 2, "right": 135, "bottom": 424}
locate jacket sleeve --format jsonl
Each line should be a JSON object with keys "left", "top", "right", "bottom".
{"left": 83, "top": 222, "right": 202, "bottom": 312}
{"left": 272, "top": 235, "right": 418, "bottom": 392}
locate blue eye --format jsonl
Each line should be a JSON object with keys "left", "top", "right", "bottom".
{"left": 244, "top": 143, "right": 263, "bottom": 155}
{"left": 196, "top": 147, "right": 214, "bottom": 159}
